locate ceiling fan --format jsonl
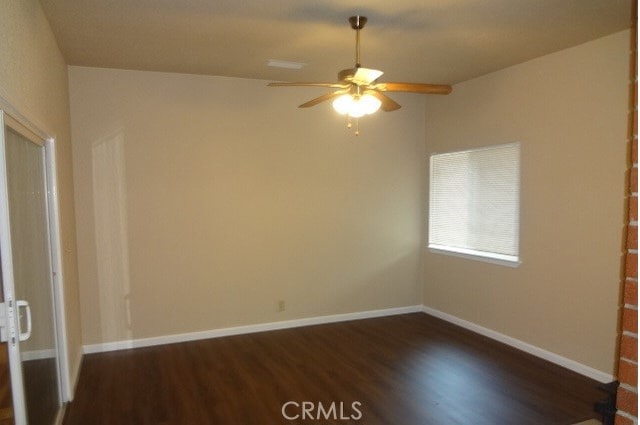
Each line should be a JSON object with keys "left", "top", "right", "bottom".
{"left": 268, "top": 16, "right": 452, "bottom": 135}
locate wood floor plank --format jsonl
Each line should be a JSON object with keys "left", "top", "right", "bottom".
{"left": 63, "top": 313, "right": 603, "bottom": 425}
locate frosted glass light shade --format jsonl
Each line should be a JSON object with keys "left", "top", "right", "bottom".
{"left": 332, "top": 93, "right": 382, "bottom": 118}
{"left": 359, "top": 94, "right": 381, "bottom": 115}
{"left": 332, "top": 94, "right": 354, "bottom": 115}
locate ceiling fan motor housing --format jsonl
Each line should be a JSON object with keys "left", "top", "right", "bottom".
{"left": 338, "top": 68, "right": 358, "bottom": 82}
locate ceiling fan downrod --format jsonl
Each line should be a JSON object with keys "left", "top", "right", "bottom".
{"left": 349, "top": 16, "right": 367, "bottom": 68}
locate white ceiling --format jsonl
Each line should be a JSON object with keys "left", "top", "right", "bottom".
{"left": 39, "top": 0, "right": 632, "bottom": 86}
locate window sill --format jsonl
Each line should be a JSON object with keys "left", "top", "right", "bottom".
{"left": 428, "top": 245, "right": 521, "bottom": 268}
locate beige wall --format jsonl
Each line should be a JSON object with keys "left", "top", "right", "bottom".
{"left": 423, "top": 30, "right": 630, "bottom": 375}
{"left": 0, "top": 0, "right": 82, "bottom": 391}
{"left": 68, "top": 67, "right": 427, "bottom": 345}
{"left": 66, "top": 27, "right": 628, "bottom": 377}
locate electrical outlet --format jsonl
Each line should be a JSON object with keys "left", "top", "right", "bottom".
{"left": 278, "top": 300, "right": 286, "bottom": 312}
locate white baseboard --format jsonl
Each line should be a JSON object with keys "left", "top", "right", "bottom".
{"left": 21, "top": 348, "right": 80, "bottom": 402}
{"left": 21, "top": 348, "right": 56, "bottom": 362}
{"left": 81, "top": 303, "right": 613, "bottom": 384}
{"left": 83, "top": 305, "right": 424, "bottom": 355}
{"left": 421, "top": 306, "right": 614, "bottom": 383}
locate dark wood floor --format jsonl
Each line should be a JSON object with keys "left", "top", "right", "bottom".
{"left": 0, "top": 342, "right": 13, "bottom": 425}
{"left": 23, "top": 357, "right": 59, "bottom": 425}
{"left": 63, "top": 313, "right": 603, "bottom": 425}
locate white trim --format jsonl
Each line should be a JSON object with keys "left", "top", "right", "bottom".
{"left": 0, "top": 106, "right": 71, "bottom": 423}
{"left": 0, "top": 111, "right": 28, "bottom": 425}
{"left": 428, "top": 142, "right": 521, "bottom": 267}
{"left": 421, "top": 306, "right": 614, "bottom": 383}
{"left": 44, "top": 137, "right": 73, "bottom": 402}
{"left": 21, "top": 348, "right": 57, "bottom": 362}
{"left": 81, "top": 303, "right": 614, "bottom": 384}
{"left": 83, "top": 305, "right": 423, "bottom": 354}
{"left": 428, "top": 245, "right": 521, "bottom": 268}
{"left": 0, "top": 95, "right": 50, "bottom": 142}
{"left": 0, "top": 97, "right": 72, "bottom": 402}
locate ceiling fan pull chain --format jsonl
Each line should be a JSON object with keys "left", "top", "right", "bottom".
{"left": 345, "top": 116, "right": 360, "bottom": 136}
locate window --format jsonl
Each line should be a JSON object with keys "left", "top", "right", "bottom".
{"left": 428, "top": 142, "right": 520, "bottom": 267}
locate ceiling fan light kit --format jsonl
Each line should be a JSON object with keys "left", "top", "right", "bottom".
{"left": 268, "top": 15, "right": 452, "bottom": 135}
{"left": 332, "top": 92, "right": 381, "bottom": 117}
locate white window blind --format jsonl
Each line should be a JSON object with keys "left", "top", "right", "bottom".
{"left": 428, "top": 142, "right": 520, "bottom": 266}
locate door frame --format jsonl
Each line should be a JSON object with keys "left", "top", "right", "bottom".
{"left": 0, "top": 100, "right": 72, "bottom": 415}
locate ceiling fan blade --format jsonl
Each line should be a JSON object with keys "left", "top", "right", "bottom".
{"left": 352, "top": 67, "right": 384, "bottom": 85}
{"left": 373, "top": 82, "right": 452, "bottom": 95}
{"left": 268, "top": 82, "right": 350, "bottom": 89}
{"left": 366, "top": 90, "right": 401, "bottom": 112}
{"left": 299, "top": 90, "right": 348, "bottom": 108}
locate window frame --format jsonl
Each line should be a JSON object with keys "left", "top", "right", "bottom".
{"left": 427, "top": 142, "right": 521, "bottom": 268}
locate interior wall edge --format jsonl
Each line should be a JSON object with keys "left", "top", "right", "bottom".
{"left": 421, "top": 305, "right": 614, "bottom": 383}
{"left": 67, "top": 346, "right": 84, "bottom": 402}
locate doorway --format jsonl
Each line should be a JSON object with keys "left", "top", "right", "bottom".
{"left": 0, "top": 110, "right": 67, "bottom": 425}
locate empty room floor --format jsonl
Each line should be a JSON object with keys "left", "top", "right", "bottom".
{"left": 63, "top": 313, "right": 603, "bottom": 425}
